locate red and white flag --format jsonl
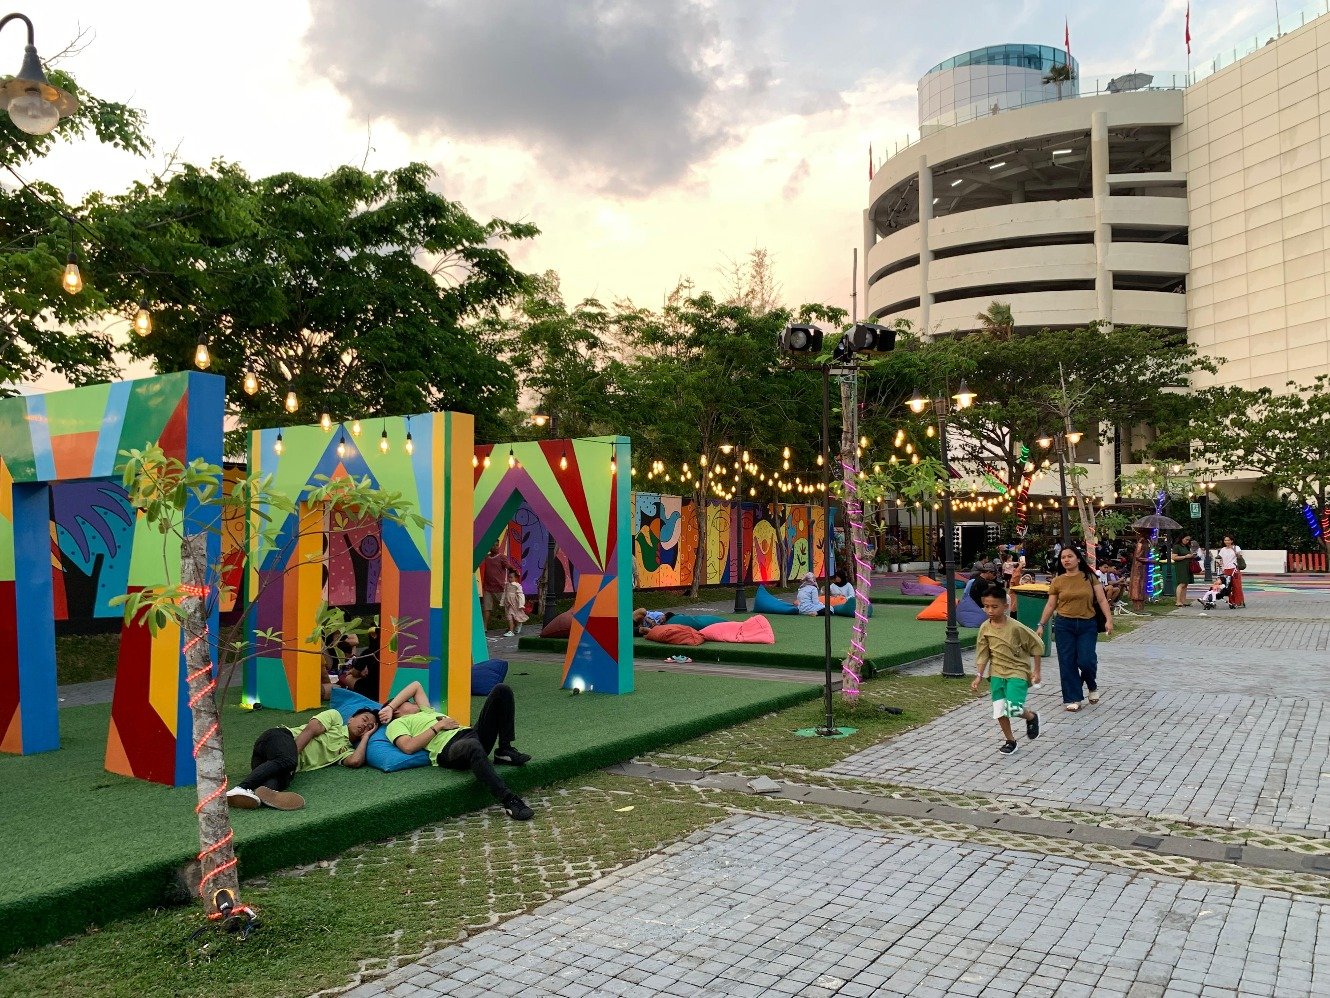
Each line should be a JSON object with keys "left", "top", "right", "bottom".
{"left": 868, "top": 144, "right": 874, "bottom": 181}
{"left": 1186, "top": 2, "right": 1192, "bottom": 55}
{"left": 1064, "top": 17, "right": 1071, "bottom": 57}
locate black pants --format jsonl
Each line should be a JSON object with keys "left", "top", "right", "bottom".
{"left": 438, "top": 684, "right": 516, "bottom": 802}
{"left": 240, "top": 727, "right": 298, "bottom": 792}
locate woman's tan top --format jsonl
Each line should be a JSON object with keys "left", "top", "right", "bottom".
{"left": 1049, "top": 572, "right": 1096, "bottom": 619}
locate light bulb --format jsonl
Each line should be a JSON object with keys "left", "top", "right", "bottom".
{"left": 194, "top": 340, "right": 211, "bottom": 371}
{"left": 379, "top": 430, "right": 389, "bottom": 454}
{"left": 7, "top": 90, "right": 60, "bottom": 135}
{"left": 559, "top": 452, "right": 568, "bottom": 471}
{"left": 350, "top": 419, "right": 362, "bottom": 437}
{"left": 62, "top": 254, "right": 82, "bottom": 294}
{"left": 133, "top": 299, "right": 152, "bottom": 337}
{"left": 610, "top": 457, "right": 618, "bottom": 474}
{"left": 337, "top": 433, "right": 347, "bottom": 459}
{"left": 284, "top": 390, "right": 298, "bottom": 413}
{"left": 242, "top": 370, "right": 258, "bottom": 395}
{"left": 482, "top": 455, "right": 491, "bottom": 469}
{"left": 405, "top": 432, "right": 414, "bottom": 456}
{"left": 816, "top": 454, "right": 824, "bottom": 466}
{"left": 507, "top": 448, "right": 516, "bottom": 469}
{"left": 273, "top": 432, "right": 284, "bottom": 456}
{"left": 782, "top": 446, "right": 791, "bottom": 459}
{"left": 859, "top": 435, "right": 869, "bottom": 448}
{"left": 320, "top": 413, "right": 332, "bottom": 432}
{"left": 472, "top": 454, "right": 479, "bottom": 468}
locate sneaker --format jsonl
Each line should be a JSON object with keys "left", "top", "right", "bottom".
{"left": 493, "top": 746, "right": 532, "bottom": 766}
{"left": 998, "top": 740, "right": 1019, "bottom": 755}
{"left": 1025, "top": 712, "right": 1041, "bottom": 741}
{"left": 503, "top": 795, "right": 534, "bottom": 821}
{"left": 254, "top": 786, "right": 305, "bottom": 811}
{"left": 503, "top": 630, "right": 515, "bottom": 637}
{"left": 226, "top": 786, "right": 260, "bottom": 810}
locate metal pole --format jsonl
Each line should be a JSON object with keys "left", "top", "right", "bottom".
{"left": 938, "top": 402, "right": 965, "bottom": 678}
{"left": 927, "top": 504, "right": 936, "bottom": 576}
{"left": 734, "top": 460, "right": 747, "bottom": 612}
{"left": 541, "top": 413, "right": 561, "bottom": 626}
{"left": 1057, "top": 442, "right": 1071, "bottom": 544}
{"left": 1203, "top": 489, "right": 1213, "bottom": 582}
{"left": 818, "top": 365, "right": 838, "bottom": 734}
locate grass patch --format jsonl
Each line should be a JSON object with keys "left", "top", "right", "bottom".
{"left": 0, "top": 665, "right": 816, "bottom": 958}
{"left": 0, "top": 674, "right": 965, "bottom": 998}
{"left": 55, "top": 632, "right": 120, "bottom": 685}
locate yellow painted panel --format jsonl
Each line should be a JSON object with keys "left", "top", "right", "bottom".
{"left": 148, "top": 618, "right": 181, "bottom": 737}
{"left": 446, "top": 412, "right": 474, "bottom": 720}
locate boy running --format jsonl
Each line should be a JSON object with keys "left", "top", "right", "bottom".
{"left": 970, "top": 588, "right": 1042, "bottom": 755}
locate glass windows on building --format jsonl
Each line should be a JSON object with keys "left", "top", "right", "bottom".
{"left": 919, "top": 44, "right": 1079, "bottom": 132}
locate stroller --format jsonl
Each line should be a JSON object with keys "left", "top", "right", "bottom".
{"left": 1198, "top": 574, "right": 1234, "bottom": 609}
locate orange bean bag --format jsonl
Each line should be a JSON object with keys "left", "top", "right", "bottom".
{"left": 917, "top": 575, "right": 941, "bottom": 586}
{"left": 915, "top": 592, "right": 949, "bottom": 621}
{"left": 698, "top": 615, "right": 776, "bottom": 644}
{"left": 644, "top": 623, "right": 706, "bottom": 646}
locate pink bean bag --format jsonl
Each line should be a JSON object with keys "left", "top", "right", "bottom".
{"left": 540, "top": 610, "right": 574, "bottom": 638}
{"left": 699, "top": 615, "right": 776, "bottom": 644}
{"left": 644, "top": 623, "right": 706, "bottom": 646}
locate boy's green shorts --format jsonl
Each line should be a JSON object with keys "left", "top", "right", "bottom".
{"left": 989, "top": 676, "right": 1029, "bottom": 719}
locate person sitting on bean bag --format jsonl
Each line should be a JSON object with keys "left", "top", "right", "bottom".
{"left": 632, "top": 607, "right": 675, "bottom": 636}
{"left": 796, "top": 572, "right": 827, "bottom": 616}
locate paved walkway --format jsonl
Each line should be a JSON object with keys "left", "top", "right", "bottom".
{"left": 336, "top": 583, "right": 1330, "bottom": 995}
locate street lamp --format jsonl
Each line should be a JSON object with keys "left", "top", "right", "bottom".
{"left": 907, "top": 379, "right": 976, "bottom": 678}
{"left": 534, "top": 412, "right": 561, "bottom": 626}
{"left": 1199, "top": 478, "right": 1216, "bottom": 581}
{"left": 718, "top": 443, "right": 749, "bottom": 612}
{"left": 0, "top": 13, "right": 79, "bottom": 135}
{"left": 1036, "top": 428, "right": 1083, "bottom": 544}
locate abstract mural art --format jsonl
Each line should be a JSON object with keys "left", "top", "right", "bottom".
{"left": 0, "top": 372, "right": 224, "bottom": 787}
{"left": 246, "top": 414, "right": 474, "bottom": 720}
{"left": 474, "top": 437, "right": 632, "bottom": 694}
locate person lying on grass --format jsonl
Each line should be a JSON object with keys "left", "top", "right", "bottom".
{"left": 386, "top": 682, "right": 536, "bottom": 821}
{"left": 227, "top": 708, "right": 379, "bottom": 811}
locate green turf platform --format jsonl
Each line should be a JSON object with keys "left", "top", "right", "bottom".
{"left": 0, "top": 665, "right": 817, "bottom": 957}
{"left": 520, "top": 604, "right": 977, "bottom": 672}
{"left": 869, "top": 593, "right": 936, "bottom": 605}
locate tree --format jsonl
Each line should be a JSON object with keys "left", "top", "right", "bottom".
{"left": 974, "top": 301, "right": 1014, "bottom": 339}
{"left": 0, "top": 59, "right": 149, "bottom": 390}
{"left": 83, "top": 161, "right": 535, "bottom": 442}
{"left": 1183, "top": 376, "right": 1330, "bottom": 557}
{"left": 1042, "top": 62, "right": 1075, "bottom": 100}
{"left": 114, "top": 445, "right": 427, "bottom": 918}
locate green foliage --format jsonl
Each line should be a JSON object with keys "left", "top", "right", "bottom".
{"left": 82, "top": 161, "right": 535, "bottom": 442}
{"left": 1178, "top": 495, "right": 1322, "bottom": 554}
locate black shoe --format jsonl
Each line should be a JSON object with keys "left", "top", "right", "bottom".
{"left": 503, "top": 795, "right": 534, "bottom": 821}
{"left": 1026, "top": 712, "right": 1041, "bottom": 741}
{"left": 493, "top": 746, "right": 531, "bottom": 766}
{"left": 998, "top": 740, "right": 1019, "bottom": 755}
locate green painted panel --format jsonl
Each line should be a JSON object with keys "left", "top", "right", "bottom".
{"left": 255, "top": 657, "right": 294, "bottom": 711}
{"left": 44, "top": 382, "right": 112, "bottom": 439}
{"left": 0, "top": 397, "right": 37, "bottom": 482}
{"left": 126, "top": 508, "right": 181, "bottom": 587}
{"left": 390, "top": 666, "right": 430, "bottom": 703}
{"left": 116, "top": 372, "right": 190, "bottom": 465}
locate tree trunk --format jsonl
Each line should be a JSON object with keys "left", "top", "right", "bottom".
{"left": 182, "top": 531, "right": 241, "bottom": 914}
{"left": 689, "top": 483, "right": 705, "bottom": 598}
{"left": 1065, "top": 442, "right": 1097, "bottom": 551}
{"left": 839, "top": 371, "right": 869, "bottom": 691}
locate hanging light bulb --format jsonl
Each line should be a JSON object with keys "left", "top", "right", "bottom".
{"left": 559, "top": 449, "right": 568, "bottom": 471}
{"left": 133, "top": 298, "right": 152, "bottom": 337}
{"left": 62, "top": 252, "right": 83, "bottom": 295}
{"left": 350, "top": 419, "right": 362, "bottom": 437}
{"left": 405, "top": 431, "right": 415, "bottom": 456}
{"left": 284, "top": 389, "right": 299, "bottom": 413}
{"left": 816, "top": 454, "right": 824, "bottom": 467}
{"left": 782, "top": 459, "right": 790, "bottom": 470}
{"left": 859, "top": 435, "right": 869, "bottom": 448}
{"left": 610, "top": 456, "right": 618, "bottom": 474}
{"left": 320, "top": 412, "right": 332, "bottom": 432}
{"left": 926, "top": 425, "right": 935, "bottom": 438}
{"left": 242, "top": 369, "right": 259, "bottom": 395}
{"left": 379, "top": 429, "right": 390, "bottom": 454}
{"left": 482, "top": 455, "right": 491, "bottom": 469}
{"left": 337, "top": 432, "right": 347, "bottom": 459}
{"left": 274, "top": 431, "right": 284, "bottom": 456}
{"left": 193, "top": 335, "right": 211, "bottom": 371}
{"left": 782, "top": 446, "right": 791, "bottom": 459}
{"left": 507, "top": 447, "right": 516, "bottom": 469}
{"left": 472, "top": 454, "right": 479, "bottom": 468}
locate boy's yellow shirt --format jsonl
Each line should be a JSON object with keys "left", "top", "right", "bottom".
{"left": 976, "top": 616, "right": 1043, "bottom": 680}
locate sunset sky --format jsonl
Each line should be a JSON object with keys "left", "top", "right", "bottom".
{"left": 29, "top": 0, "right": 1286, "bottom": 321}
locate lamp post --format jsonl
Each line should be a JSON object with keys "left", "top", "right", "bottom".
{"left": 533, "top": 412, "right": 562, "bottom": 626}
{"left": 1036, "top": 427, "right": 1083, "bottom": 545}
{"left": 719, "top": 443, "right": 748, "bottom": 613}
{"left": 908, "top": 379, "right": 977, "bottom": 679}
{"left": 1200, "top": 478, "right": 1215, "bottom": 581}
{"left": 0, "top": 13, "right": 79, "bottom": 136}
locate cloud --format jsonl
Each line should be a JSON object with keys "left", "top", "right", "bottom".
{"left": 781, "top": 158, "right": 810, "bottom": 200}
{"left": 304, "top": 0, "right": 732, "bottom": 194}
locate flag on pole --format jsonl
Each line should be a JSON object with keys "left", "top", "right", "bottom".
{"left": 868, "top": 144, "right": 874, "bottom": 181}
{"left": 1064, "top": 17, "right": 1071, "bottom": 57}
{"left": 1185, "top": 2, "right": 1191, "bottom": 54}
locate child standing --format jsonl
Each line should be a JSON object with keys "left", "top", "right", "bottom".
{"left": 501, "top": 568, "right": 529, "bottom": 637}
{"left": 970, "top": 588, "right": 1042, "bottom": 755}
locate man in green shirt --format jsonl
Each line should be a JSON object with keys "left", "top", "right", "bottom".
{"left": 387, "top": 683, "right": 534, "bottom": 821}
{"left": 226, "top": 707, "right": 379, "bottom": 811}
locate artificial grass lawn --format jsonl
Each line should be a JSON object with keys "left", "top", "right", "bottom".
{"left": 520, "top": 603, "right": 978, "bottom": 672}
{"left": 0, "top": 664, "right": 817, "bottom": 958}
{"left": 0, "top": 675, "right": 967, "bottom": 998}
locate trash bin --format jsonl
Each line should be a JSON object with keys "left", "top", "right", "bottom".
{"left": 1010, "top": 583, "right": 1051, "bottom": 657}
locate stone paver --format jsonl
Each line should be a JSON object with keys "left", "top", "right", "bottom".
{"left": 344, "top": 814, "right": 1330, "bottom": 998}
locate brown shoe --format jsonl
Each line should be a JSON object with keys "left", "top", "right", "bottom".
{"left": 255, "top": 787, "right": 305, "bottom": 811}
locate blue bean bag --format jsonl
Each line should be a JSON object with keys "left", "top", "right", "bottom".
{"left": 472, "top": 659, "right": 509, "bottom": 696}
{"left": 956, "top": 594, "right": 987, "bottom": 628}
{"left": 754, "top": 585, "right": 798, "bottom": 615}
{"left": 668, "top": 613, "right": 728, "bottom": 630}
{"left": 329, "top": 686, "right": 380, "bottom": 722}
{"left": 329, "top": 685, "right": 431, "bottom": 772}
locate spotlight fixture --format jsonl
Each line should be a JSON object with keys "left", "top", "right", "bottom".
{"left": 778, "top": 323, "right": 823, "bottom": 353}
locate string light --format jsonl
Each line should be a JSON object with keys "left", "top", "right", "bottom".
{"left": 404, "top": 416, "right": 414, "bottom": 456}
{"left": 320, "top": 412, "right": 332, "bottom": 432}
{"left": 559, "top": 448, "right": 568, "bottom": 471}
{"left": 133, "top": 298, "right": 153, "bottom": 337}
{"left": 472, "top": 454, "right": 479, "bottom": 468}
{"left": 350, "top": 419, "right": 362, "bottom": 437}
{"left": 482, "top": 454, "right": 491, "bottom": 469}
{"left": 379, "top": 428, "right": 390, "bottom": 454}
{"left": 241, "top": 370, "right": 258, "bottom": 395}
{"left": 284, "top": 389, "right": 299, "bottom": 413}
{"left": 610, "top": 455, "right": 618, "bottom": 474}
{"left": 193, "top": 335, "right": 211, "bottom": 371}
{"left": 273, "top": 431, "right": 284, "bottom": 456}
{"left": 337, "top": 431, "right": 347, "bottom": 459}
{"left": 62, "top": 252, "right": 82, "bottom": 294}
{"left": 507, "top": 447, "right": 516, "bottom": 469}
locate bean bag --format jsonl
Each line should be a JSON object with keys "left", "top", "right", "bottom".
{"left": 830, "top": 597, "right": 856, "bottom": 617}
{"left": 329, "top": 686, "right": 380, "bottom": 723}
{"left": 365, "top": 726, "right": 431, "bottom": 772}
{"left": 753, "top": 585, "right": 798, "bottom": 615}
{"left": 644, "top": 623, "right": 706, "bottom": 646}
{"left": 900, "top": 580, "right": 945, "bottom": 597}
{"left": 699, "top": 615, "right": 776, "bottom": 644}
{"left": 914, "top": 592, "right": 984, "bottom": 627}
{"left": 668, "top": 613, "right": 728, "bottom": 630}
{"left": 540, "top": 610, "right": 573, "bottom": 638}
{"left": 472, "top": 658, "right": 508, "bottom": 696}
{"left": 917, "top": 575, "right": 941, "bottom": 586}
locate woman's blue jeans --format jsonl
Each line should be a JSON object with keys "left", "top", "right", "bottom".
{"left": 1053, "top": 615, "right": 1099, "bottom": 704}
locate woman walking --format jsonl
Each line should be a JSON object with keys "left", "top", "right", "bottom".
{"left": 1037, "top": 547, "right": 1114, "bottom": 712}
{"left": 1170, "top": 533, "right": 1196, "bottom": 607}
{"left": 1128, "top": 530, "right": 1150, "bottom": 612}
{"left": 1217, "top": 535, "right": 1246, "bottom": 608}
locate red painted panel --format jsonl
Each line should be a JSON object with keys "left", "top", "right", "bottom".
{"left": 105, "top": 588, "right": 177, "bottom": 784}
{"left": 0, "top": 581, "right": 19, "bottom": 753}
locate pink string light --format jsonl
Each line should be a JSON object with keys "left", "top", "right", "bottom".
{"left": 839, "top": 456, "right": 869, "bottom": 698}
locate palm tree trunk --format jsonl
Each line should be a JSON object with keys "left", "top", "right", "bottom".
{"left": 181, "top": 531, "right": 241, "bottom": 914}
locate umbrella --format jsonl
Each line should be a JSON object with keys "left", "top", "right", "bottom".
{"left": 1106, "top": 72, "right": 1154, "bottom": 93}
{"left": 1131, "top": 514, "right": 1182, "bottom": 531}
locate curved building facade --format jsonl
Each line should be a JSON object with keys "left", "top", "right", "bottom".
{"left": 920, "top": 44, "right": 1078, "bottom": 134}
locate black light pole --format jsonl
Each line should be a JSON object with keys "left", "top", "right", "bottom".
{"left": 1201, "top": 480, "right": 1214, "bottom": 581}
{"left": 816, "top": 366, "right": 838, "bottom": 734}
{"left": 1037, "top": 428, "right": 1082, "bottom": 546}
{"left": 721, "top": 444, "right": 748, "bottom": 613}
{"left": 537, "top": 413, "right": 561, "bottom": 626}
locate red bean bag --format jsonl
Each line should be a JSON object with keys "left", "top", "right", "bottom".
{"left": 698, "top": 615, "right": 776, "bottom": 644}
{"left": 540, "top": 610, "right": 574, "bottom": 638}
{"left": 644, "top": 623, "right": 706, "bottom": 646}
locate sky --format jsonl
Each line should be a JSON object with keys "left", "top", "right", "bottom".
{"left": 27, "top": 0, "right": 1289, "bottom": 322}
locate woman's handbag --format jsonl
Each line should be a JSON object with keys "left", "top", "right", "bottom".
{"left": 1092, "top": 584, "right": 1108, "bottom": 633}
{"left": 1236, "top": 552, "right": 1247, "bottom": 571}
